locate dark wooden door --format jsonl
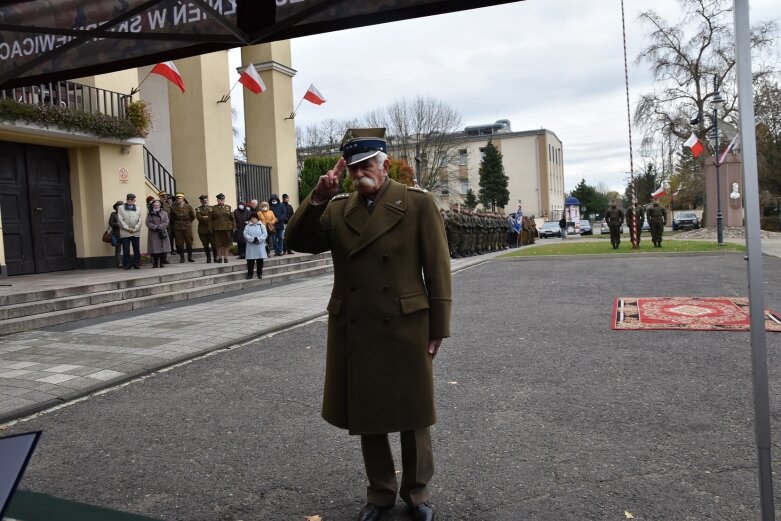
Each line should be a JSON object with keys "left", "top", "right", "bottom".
{"left": 0, "top": 142, "right": 75, "bottom": 276}
{"left": 25, "top": 145, "right": 76, "bottom": 273}
{"left": 0, "top": 142, "right": 35, "bottom": 275}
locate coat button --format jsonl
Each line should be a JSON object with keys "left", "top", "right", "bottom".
{"left": 382, "top": 286, "right": 389, "bottom": 293}
{"left": 350, "top": 286, "right": 357, "bottom": 292}
{"left": 383, "top": 315, "right": 390, "bottom": 324}
{"left": 383, "top": 254, "right": 389, "bottom": 261}
{"left": 350, "top": 317, "right": 357, "bottom": 324}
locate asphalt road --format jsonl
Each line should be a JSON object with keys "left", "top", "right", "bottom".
{"left": 4, "top": 253, "right": 781, "bottom": 520}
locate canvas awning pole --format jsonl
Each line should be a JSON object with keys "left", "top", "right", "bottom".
{"left": 732, "top": 1, "right": 775, "bottom": 518}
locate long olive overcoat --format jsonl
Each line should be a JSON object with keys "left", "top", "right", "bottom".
{"left": 285, "top": 179, "right": 452, "bottom": 435}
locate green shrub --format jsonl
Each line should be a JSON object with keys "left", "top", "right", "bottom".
{"left": 0, "top": 98, "right": 147, "bottom": 140}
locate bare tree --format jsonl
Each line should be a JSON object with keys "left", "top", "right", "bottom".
{"left": 363, "top": 96, "right": 463, "bottom": 193}
{"left": 633, "top": 0, "right": 777, "bottom": 149}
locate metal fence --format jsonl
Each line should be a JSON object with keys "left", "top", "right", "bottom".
{"left": 1, "top": 80, "right": 130, "bottom": 119}
{"left": 235, "top": 161, "right": 272, "bottom": 204}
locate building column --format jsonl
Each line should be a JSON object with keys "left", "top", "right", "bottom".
{"left": 169, "top": 51, "right": 236, "bottom": 207}
{"left": 241, "top": 41, "right": 299, "bottom": 204}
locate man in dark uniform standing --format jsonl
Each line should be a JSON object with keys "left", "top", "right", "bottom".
{"left": 195, "top": 195, "right": 216, "bottom": 263}
{"left": 170, "top": 192, "right": 197, "bottom": 262}
{"left": 604, "top": 201, "right": 625, "bottom": 249}
{"left": 286, "top": 129, "right": 451, "bottom": 521}
{"left": 647, "top": 201, "right": 667, "bottom": 247}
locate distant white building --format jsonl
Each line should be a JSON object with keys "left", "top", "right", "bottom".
{"left": 439, "top": 120, "right": 565, "bottom": 218}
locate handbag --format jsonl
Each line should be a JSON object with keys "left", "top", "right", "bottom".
{"left": 159, "top": 228, "right": 169, "bottom": 239}
{"left": 102, "top": 227, "right": 113, "bottom": 243}
{"left": 266, "top": 221, "right": 275, "bottom": 233}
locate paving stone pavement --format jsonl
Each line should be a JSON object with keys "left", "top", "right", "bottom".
{"left": 0, "top": 250, "right": 508, "bottom": 423}
{"left": 2, "top": 229, "right": 780, "bottom": 425}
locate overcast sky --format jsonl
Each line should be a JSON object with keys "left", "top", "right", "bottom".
{"left": 230, "top": 0, "right": 779, "bottom": 194}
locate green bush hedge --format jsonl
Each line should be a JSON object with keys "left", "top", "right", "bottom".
{"left": 0, "top": 98, "right": 150, "bottom": 140}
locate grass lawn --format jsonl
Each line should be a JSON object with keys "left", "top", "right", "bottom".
{"left": 501, "top": 239, "right": 745, "bottom": 257}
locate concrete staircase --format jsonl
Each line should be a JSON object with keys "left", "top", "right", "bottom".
{"left": 0, "top": 254, "right": 333, "bottom": 336}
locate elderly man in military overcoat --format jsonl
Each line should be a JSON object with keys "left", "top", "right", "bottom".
{"left": 285, "top": 129, "right": 451, "bottom": 521}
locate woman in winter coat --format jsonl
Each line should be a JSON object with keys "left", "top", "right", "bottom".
{"left": 108, "top": 200, "right": 124, "bottom": 268}
{"left": 145, "top": 199, "right": 171, "bottom": 268}
{"left": 242, "top": 213, "right": 268, "bottom": 279}
{"left": 256, "top": 201, "right": 277, "bottom": 256}
{"left": 233, "top": 201, "right": 252, "bottom": 259}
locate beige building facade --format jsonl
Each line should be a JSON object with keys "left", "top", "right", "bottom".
{"left": 0, "top": 42, "right": 298, "bottom": 278}
{"left": 439, "top": 124, "right": 565, "bottom": 218}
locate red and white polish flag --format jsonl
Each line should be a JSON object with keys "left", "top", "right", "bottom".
{"left": 151, "top": 61, "right": 186, "bottom": 93}
{"left": 717, "top": 134, "right": 739, "bottom": 166}
{"left": 239, "top": 63, "right": 267, "bottom": 94}
{"left": 651, "top": 186, "right": 666, "bottom": 199}
{"left": 684, "top": 132, "right": 704, "bottom": 158}
{"left": 303, "top": 83, "right": 326, "bottom": 105}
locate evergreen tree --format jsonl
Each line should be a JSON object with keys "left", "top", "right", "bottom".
{"left": 623, "top": 163, "right": 662, "bottom": 208}
{"left": 463, "top": 188, "right": 478, "bottom": 210}
{"left": 477, "top": 141, "right": 509, "bottom": 210}
{"left": 299, "top": 156, "right": 338, "bottom": 200}
{"left": 570, "top": 178, "right": 609, "bottom": 219}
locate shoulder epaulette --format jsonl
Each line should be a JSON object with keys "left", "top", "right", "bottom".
{"left": 331, "top": 193, "right": 350, "bottom": 200}
{"left": 407, "top": 186, "right": 427, "bottom": 193}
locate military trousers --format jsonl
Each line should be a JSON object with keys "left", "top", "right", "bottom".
{"left": 175, "top": 228, "right": 194, "bottom": 249}
{"left": 360, "top": 427, "right": 433, "bottom": 507}
{"left": 198, "top": 232, "right": 215, "bottom": 253}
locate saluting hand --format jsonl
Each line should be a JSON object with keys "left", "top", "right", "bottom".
{"left": 313, "top": 157, "right": 346, "bottom": 203}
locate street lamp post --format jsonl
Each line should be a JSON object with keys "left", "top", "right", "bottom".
{"left": 711, "top": 77, "right": 726, "bottom": 245}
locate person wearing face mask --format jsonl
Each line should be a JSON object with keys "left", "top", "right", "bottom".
{"left": 257, "top": 200, "right": 278, "bottom": 256}
{"left": 145, "top": 199, "right": 171, "bottom": 268}
{"left": 285, "top": 128, "right": 451, "bottom": 521}
{"left": 233, "top": 201, "right": 252, "bottom": 259}
{"left": 268, "top": 194, "right": 287, "bottom": 256}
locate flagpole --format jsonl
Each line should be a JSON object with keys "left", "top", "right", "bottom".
{"left": 129, "top": 70, "right": 154, "bottom": 96}
{"left": 218, "top": 78, "right": 241, "bottom": 104}
{"left": 285, "top": 96, "right": 306, "bottom": 120}
{"left": 620, "top": 0, "right": 639, "bottom": 248}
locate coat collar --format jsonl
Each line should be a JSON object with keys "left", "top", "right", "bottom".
{"left": 345, "top": 179, "right": 407, "bottom": 257}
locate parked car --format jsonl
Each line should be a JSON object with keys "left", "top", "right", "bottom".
{"left": 578, "top": 219, "right": 593, "bottom": 235}
{"left": 600, "top": 219, "right": 624, "bottom": 234}
{"left": 672, "top": 211, "right": 700, "bottom": 231}
{"left": 538, "top": 221, "right": 562, "bottom": 238}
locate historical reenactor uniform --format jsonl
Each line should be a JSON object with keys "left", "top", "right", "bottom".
{"left": 170, "top": 192, "right": 197, "bottom": 263}
{"left": 647, "top": 201, "right": 666, "bottom": 247}
{"left": 209, "top": 193, "right": 236, "bottom": 263}
{"left": 195, "top": 195, "right": 216, "bottom": 263}
{"left": 604, "top": 202, "right": 625, "bottom": 249}
{"left": 285, "top": 128, "right": 451, "bottom": 521}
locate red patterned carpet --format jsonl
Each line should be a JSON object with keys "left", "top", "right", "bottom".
{"left": 612, "top": 297, "right": 781, "bottom": 332}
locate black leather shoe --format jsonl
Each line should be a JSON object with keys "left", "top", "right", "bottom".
{"left": 408, "top": 502, "right": 434, "bottom": 521}
{"left": 357, "top": 503, "right": 392, "bottom": 521}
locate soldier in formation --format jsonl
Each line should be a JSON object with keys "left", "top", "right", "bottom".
{"left": 170, "top": 192, "right": 197, "bottom": 263}
{"left": 647, "top": 201, "right": 666, "bottom": 247}
{"left": 604, "top": 201, "right": 625, "bottom": 249}
{"left": 625, "top": 204, "right": 645, "bottom": 248}
{"left": 442, "top": 205, "right": 513, "bottom": 258}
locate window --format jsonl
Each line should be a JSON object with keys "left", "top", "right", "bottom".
{"left": 439, "top": 179, "right": 449, "bottom": 195}
{"left": 458, "top": 149, "right": 468, "bottom": 166}
{"left": 460, "top": 180, "right": 469, "bottom": 194}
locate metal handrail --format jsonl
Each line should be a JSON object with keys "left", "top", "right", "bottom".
{"left": 0, "top": 80, "right": 130, "bottom": 119}
{"left": 143, "top": 147, "right": 176, "bottom": 196}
